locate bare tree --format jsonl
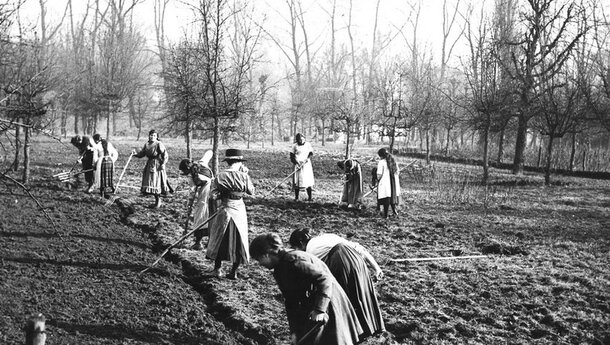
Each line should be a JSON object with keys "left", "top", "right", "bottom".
{"left": 0, "top": 0, "right": 63, "bottom": 183}
{"left": 163, "top": 39, "right": 203, "bottom": 158}
{"left": 463, "top": 3, "right": 512, "bottom": 184}
{"left": 533, "top": 68, "right": 586, "bottom": 184}
{"left": 584, "top": 0, "right": 610, "bottom": 132}
{"left": 184, "top": 0, "right": 262, "bottom": 174}
{"left": 499, "top": 0, "right": 586, "bottom": 174}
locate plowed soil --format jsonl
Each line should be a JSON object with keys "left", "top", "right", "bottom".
{"left": 1, "top": 137, "right": 609, "bottom": 345}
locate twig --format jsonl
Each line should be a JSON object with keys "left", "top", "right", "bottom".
{"left": 0, "top": 173, "right": 61, "bottom": 237}
{"left": 0, "top": 118, "right": 69, "bottom": 147}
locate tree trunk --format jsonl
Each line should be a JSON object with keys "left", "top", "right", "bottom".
{"left": 425, "top": 128, "right": 431, "bottom": 165}
{"left": 271, "top": 111, "right": 275, "bottom": 146}
{"left": 482, "top": 118, "right": 490, "bottom": 185}
{"left": 344, "top": 121, "right": 351, "bottom": 159}
{"left": 445, "top": 128, "right": 451, "bottom": 155}
{"left": 186, "top": 115, "right": 192, "bottom": 159}
{"left": 112, "top": 111, "right": 116, "bottom": 137}
{"left": 497, "top": 128, "right": 505, "bottom": 164}
{"left": 512, "top": 115, "right": 528, "bottom": 174}
{"left": 60, "top": 111, "right": 67, "bottom": 138}
{"left": 74, "top": 113, "right": 79, "bottom": 134}
{"left": 106, "top": 104, "right": 111, "bottom": 140}
{"left": 22, "top": 126, "right": 31, "bottom": 184}
{"left": 537, "top": 137, "right": 543, "bottom": 168}
{"left": 13, "top": 123, "right": 21, "bottom": 171}
{"left": 389, "top": 117, "right": 397, "bottom": 152}
{"left": 581, "top": 144, "right": 587, "bottom": 171}
{"left": 544, "top": 135, "right": 555, "bottom": 185}
{"left": 212, "top": 116, "right": 220, "bottom": 176}
{"left": 321, "top": 118, "right": 326, "bottom": 146}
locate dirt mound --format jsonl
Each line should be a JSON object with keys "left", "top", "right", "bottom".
{"left": 476, "top": 238, "right": 529, "bottom": 255}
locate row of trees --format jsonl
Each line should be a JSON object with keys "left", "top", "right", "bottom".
{"left": 1, "top": 0, "right": 610, "bottom": 184}
{"left": 253, "top": 0, "right": 610, "bottom": 184}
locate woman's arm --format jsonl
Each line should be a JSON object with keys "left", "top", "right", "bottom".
{"left": 133, "top": 144, "right": 146, "bottom": 158}
{"left": 158, "top": 142, "right": 168, "bottom": 166}
{"left": 347, "top": 241, "right": 383, "bottom": 279}
{"left": 293, "top": 257, "right": 332, "bottom": 321}
{"left": 109, "top": 143, "right": 119, "bottom": 162}
{"left": 376, "top": 160, "right": 385, "bottom": 182}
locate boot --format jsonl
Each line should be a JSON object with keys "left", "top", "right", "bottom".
{"left": 227, "top": 263, "right": 240, "bottom": 280}
{"left": 153, "top": 195, "right": 162, "bottom": 208}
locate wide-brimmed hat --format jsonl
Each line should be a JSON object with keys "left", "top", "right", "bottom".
{"left": 222, "top": 148, "right": 247, "bottom": 162}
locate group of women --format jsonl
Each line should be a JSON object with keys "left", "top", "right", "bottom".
{"left": 71, "top": 129, "right": 401, "bottom": 344}
{"left": 339, "top": 148, "right": 402, "bottom": 218}
{"left": 176, "top": 137, "right": 400, "bottom": 345}
{"left": 70, "top": 133, "right": 119, "bottom": 198}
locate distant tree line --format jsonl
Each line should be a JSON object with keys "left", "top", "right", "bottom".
{"left": 1, "top": 0, "right": 609, "bottom": 184}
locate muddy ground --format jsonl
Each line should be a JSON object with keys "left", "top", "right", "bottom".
{"left": 1, "top": 137, "right": 609, "bottom": 344}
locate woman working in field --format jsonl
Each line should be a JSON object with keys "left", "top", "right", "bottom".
{"left": 375, "top": 148, "right": 401, "bottom": 218}
{"left": 291, "top": 133, "right": 315, "bottom": 202}
{"left": 132, "top": 129, "right": 171, "bottom": 208}
{"left": 92, "top": 134, "right": 119, "bottom": 199}
{"left": 338, "top": 158, "right": 363, "bottom": 210}
{"left": 70, "top": 135, "right": 95, "bottom": 193}
{"left": 206, "top": 149, "right": 253, "bottom": 280}
{"left": 289, "top": 229, "right": 385, "bottom": 339}
{"left": 250, "top": 233, "right": 362, "bottom": 345}
{"left": 179, "top": 150, "right": 215, "bottom": 250}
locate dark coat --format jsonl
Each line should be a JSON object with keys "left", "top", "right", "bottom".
{"left": 273, "top": 249, "right": 361, "bottom": 345}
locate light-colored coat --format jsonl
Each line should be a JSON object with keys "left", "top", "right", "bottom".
{"left": 206, "top": 168, "right": 254, "bottom": 263}
{"left": 292, "top": 142, "right": 315, "bottom": 189}
{"left": 376, "top": 159, "right": 400, "bottom": 200}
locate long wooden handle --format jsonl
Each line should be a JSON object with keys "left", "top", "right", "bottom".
{"left": 114, "top": 153, "right": 133, "bottom": 193}
{"left": 139, "top": 211, "right": 219, "bottom": 274}
{"left": 390, "top": 255, "right": 487, "bottom": 263}
{"left": 296, "top": 322, "right": 324, "bottom": 345}
{"left": 264, "top": 169, "right": 298, "bottom": 197}
{"left": 362, "top": 185, "right": 377, "bottom": 198}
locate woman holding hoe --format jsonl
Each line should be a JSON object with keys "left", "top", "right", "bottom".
{"left": 250, "top": 233, "right": 361, "bottom": 345}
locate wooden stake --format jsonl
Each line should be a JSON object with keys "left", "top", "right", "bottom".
{"left": 24, "top": 313, "right": 46, "bottom": 345}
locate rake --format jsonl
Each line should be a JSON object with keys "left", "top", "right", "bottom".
{"left": 53, "top": 152, "right": 86, "bottom": 182}
{"left": 53, "top": 169, "right": 93, "bottom": 183}
{"left": 104, "top": 153, "right": 134, "bottom": 206}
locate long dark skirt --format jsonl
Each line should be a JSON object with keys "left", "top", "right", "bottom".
{"left": 82, "top": 151, "right": 94, "bottom": 185}
{"left": 209, "top": 220, "right": 247, "bottom": 264}
{"left": 325, "top": 243, "right": 385, "bottom": 338}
